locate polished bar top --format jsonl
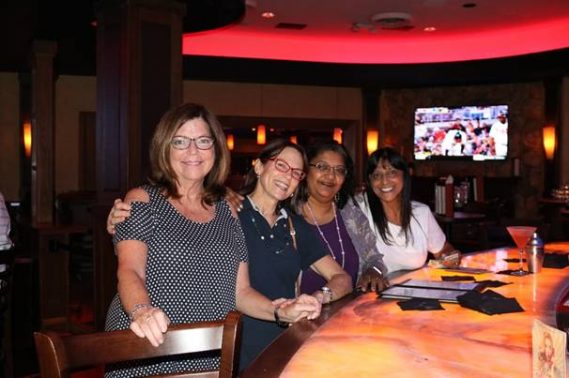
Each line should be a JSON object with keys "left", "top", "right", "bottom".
{"left": 242, "top": 244, "right": 569, "bottom": 378}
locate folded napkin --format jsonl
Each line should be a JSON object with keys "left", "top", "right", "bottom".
{"left": 503, "top": 258, "right": 526, "bottom": 263}
{"left": 457, "top": 289, "right": 524, "bottom": 315}
{"left": 474, "top": 280, "right": 511, "bottom": 290}
{"left": 543, "top": 253, "right": 569, "bottom": 269}
{"left": 441, "top": 275, "right": 476, "bottom": 281}
{"left": 397, "top": 298, "right": 444, "bottom": 311}
{"left": 496, "top": 269, "right": 532, "bottom": 276}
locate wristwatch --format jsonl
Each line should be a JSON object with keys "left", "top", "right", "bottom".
{"left": 321, "top": 286, "right": 333, "bottom": 304}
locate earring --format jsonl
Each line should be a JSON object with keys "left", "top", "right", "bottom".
{"left": 334, "top": 192, "right": 340, "bottom": 203}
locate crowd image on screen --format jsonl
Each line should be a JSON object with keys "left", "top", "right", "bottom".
{"left": 413, "top": 105, "right": 508, "bottom": 161}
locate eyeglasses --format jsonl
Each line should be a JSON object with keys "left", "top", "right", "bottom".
{"left": 269, "top": 158, "right": 306, "bottom": 181}
{"left": 170, "top": 136, "right": 215, "bottom": 150}
{"left": 370, "top": 169, "right": 401, "bottom": 181}
{"left": 309, "top": 162, "right": 348, "bottom": 177}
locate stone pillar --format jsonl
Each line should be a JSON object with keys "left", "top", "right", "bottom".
{"left": 29, "top": 41, "right": 57, "bottom": 226}
{"left": 93, "top": 0, "right": 185, "bottom": 329}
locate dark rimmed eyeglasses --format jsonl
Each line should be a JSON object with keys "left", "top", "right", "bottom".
{"left": 170, "top": 136, "right": 215, "bottom": 150}
{"left": 309, "top": 162, "right": 348, "bottom": 177}
{"left": 268, "top": 158, "right": 306, "bottom": 181}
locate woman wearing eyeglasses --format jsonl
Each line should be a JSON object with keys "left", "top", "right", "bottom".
{"left": 103, "top": 104, "right": 321, "bottom": 377}
{"left": 292, "top": 141, "right": 389, "bottom": 295}
{"left": 236, "top": 139, "right": 351, "bottom": 370}
{"left": 357, "top": 147, "right": 461, "bottom": 274}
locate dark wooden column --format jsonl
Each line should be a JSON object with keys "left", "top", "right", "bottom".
{"left": 93, "top": 0, "right": 185, "bottom": 329}
{"left": 29, "top": 40, "right": 57, "bottom": 226}
{"left": 361, "top": 88, "right": 381, "bottom": 182}
{"left": 544, "top": 78, "right": 561, "bottom": 196}
{"left": 561, "top": 76, "right": 569, "bottom": 186}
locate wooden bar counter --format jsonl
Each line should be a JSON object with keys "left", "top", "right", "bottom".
{"left": 242, "top": 243, "right": 569, "bottom": 377}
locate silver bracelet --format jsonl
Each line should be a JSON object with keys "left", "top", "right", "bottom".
{"left": 128, "top": 303, "right": 153, "bottom": 321}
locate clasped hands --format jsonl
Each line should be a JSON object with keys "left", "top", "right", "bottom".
{"left": 272, "top": 294, "right": 322, "bottom": 323}
{"left": 431, "top": 250, "right": 462, "bottom": 268}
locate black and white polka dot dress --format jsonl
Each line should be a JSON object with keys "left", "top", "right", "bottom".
{"left": 104, "top": 185, "right": 247, "bottom": 377}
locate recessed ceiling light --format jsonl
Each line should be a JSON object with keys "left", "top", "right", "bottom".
{"left": 424, "top": 26, "right": 437, "bottom": 32}
{"left": 261, "top": 11, "right": 275, "bottom": 19}
{"left": 463, "top": 3, "right": 477, "bottom": 8}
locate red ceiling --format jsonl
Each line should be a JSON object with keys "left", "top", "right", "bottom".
{"left": 183, "top": 16, "right": 569, "bottom": 64}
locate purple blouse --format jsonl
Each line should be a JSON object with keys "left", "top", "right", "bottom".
{"left": 299, "top": 212, "right": 359, "bottom": 295}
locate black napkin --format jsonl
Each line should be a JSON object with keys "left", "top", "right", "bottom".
{"left": 503, "top": 258, "right": 526, "bottom": 263}
{"left": 397, "top": 298, "right": 444, "bottom": 311}
{"left": 543, "top": 253, "right": 569, "bottom": 269}
{"left": 496, "top": 269, "right": 532, "bottom": 276}
{"left": 474, "top": 280, "right": 512, "bottom": 290}
{"left": 441, "top": 275, "right": 476, "bottom": 281}
{"left": 457, "top": 289, "right": 524, "bottom": 315}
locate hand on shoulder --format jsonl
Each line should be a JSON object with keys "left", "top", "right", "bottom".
{"left": 106, "top": 188, "right": 147, "bottom": 235}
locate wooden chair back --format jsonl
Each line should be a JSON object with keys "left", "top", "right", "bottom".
{"left": 34, "top": 311, "right": 241, "bottom": 378}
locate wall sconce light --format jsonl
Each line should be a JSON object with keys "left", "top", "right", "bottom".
{"left": 227, "top": 134, "right": 235, "bottom": 151}
{"left": 367, "top": 129, "right": 379, "bottom": 155}
{"left": 543, "top": 125, "right": 556, "bottom": 160}
{"left": 333, "top": 128, "right": 343, "bottom": 144}
{"left": 23, "top": 120, "right": 32, "bottom": 157}
{"left": 289, "top": 135, "right": 298, "bottom": 144}
{"left": 257, "top": 124, "right": 266, "bottom": 145}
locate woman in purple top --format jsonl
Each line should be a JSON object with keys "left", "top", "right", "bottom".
{"left": 293, "top": 141, "right": 389, "bottom": 295}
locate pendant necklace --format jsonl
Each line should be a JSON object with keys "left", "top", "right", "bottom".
{"left": 305, "top": 202, "right": 345, "bottom": 268}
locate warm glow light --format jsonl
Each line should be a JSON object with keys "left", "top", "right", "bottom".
{"left": 289, "top": 135, "right": 298, "bottom": 144}
{"left": 367, "top": 130, "right": 379, "bottom": 155}
{"left": 333, "top": 128, "right": 343, "bottom": 144}
{"left": 23, "top": 121, "right": 32, "bottom": 157}
{"left": 227, "top": 134, "right": 235, "bottom": 151}
{"left": 543, "top": 125, "right": 556, "bottom": 160}
{"left": 257, "top": 124, "right": 266, "bottom": 145}
{"left": 182, "top": 16, "right": 569, "bottom": 64}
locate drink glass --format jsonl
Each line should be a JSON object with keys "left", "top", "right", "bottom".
{"left": 506, "top": 226, "right": 537, "bottom": 276}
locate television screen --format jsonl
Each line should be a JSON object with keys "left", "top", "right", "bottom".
{"left": 413, "top": 105, "right": 509, "bottom": 161}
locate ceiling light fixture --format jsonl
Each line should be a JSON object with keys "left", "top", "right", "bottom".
{"left": 261, "top": 11, "right": 275, "bottom": 19}
{"left": 370, "top": 12, "right": 413, "bottom": 30}
{"left": 424, "top": 26, "right": 437, "bottom": 32}
{"left": 351, "top": 22, "right": 376, "bottom": 33}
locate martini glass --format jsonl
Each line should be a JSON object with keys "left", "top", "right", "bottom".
{"left": 506, "top": 226, "right": 537, "bottom": 276}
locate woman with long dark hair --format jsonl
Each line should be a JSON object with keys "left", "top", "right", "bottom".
{"left": 357, "top": 147, "right": 460, "bottom": 273}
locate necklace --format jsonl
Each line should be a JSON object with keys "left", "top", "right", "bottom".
{"left": 305, "top": 202, "right": 345, "bottom": 268}
{"left": 247, "top": 197, "right": 290, "bottom": 255}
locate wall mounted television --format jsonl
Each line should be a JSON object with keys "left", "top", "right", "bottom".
{"left": 413, "top": 105, "right": 509, "bottom": 161}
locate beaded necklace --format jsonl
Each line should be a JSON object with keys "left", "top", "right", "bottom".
{"left": 305, "top": 202, "right": 345, "bottom": 268}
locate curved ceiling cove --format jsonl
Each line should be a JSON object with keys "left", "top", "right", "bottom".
{"left": 182, "top": 1, "right": 569, "bottom": 64}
